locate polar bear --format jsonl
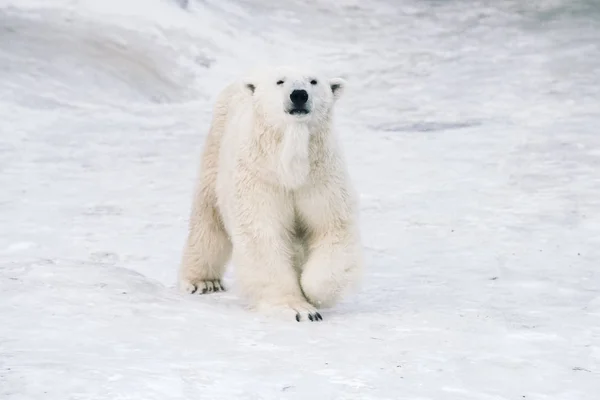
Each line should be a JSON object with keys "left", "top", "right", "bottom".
{"left": 178, "top": 65, "right": 363, "bottom": 322}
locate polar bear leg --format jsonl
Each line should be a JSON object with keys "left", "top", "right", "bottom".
{"left": 296, "top": 185, "right": 363, "bottom": 309}
{"left": 179, "top": 129, "right": 232, "bottom": 294}
{"left": 300, "top": 229, "right": 363, "bottom": 309}
{"left": 231, "top": 184, "right": 322, "bottom": 322}
{"left": 179, "top": 188, "right": 232, "bottom": 294}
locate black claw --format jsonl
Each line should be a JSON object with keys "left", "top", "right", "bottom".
{"left": 295, "top": 313, "right": 301, "bottom": 322}
{"left": 201, "top": 287, "right": 208, "bottom": 294}
{"left": 308, "top": 314, "right": 314, "bottom": 321}
{"left": 190, "top": 285, "right": 198, "bottom": 294}
{"left": 315, "top": 312, "right": 322, "bottom": 321}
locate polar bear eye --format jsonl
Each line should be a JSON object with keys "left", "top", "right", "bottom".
{"left": 310, "top": 79, "right": 318, "bottom": 85}
{"left": 276, "top": 80, "right": 284, "bottom": 85}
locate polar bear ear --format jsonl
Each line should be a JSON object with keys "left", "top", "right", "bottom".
{"left": 244, "top": 82, "right": 256, "bottom": 94}
{"left": 329, "top": 78, "right": 346, "bottom": 100}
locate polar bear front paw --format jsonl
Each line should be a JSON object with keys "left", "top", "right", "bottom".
{"left": 257, "top": 299, "right": 323, "bottom": 322}
{"left": 296, "top": 309, "right": 323, "bottom": 322}
{"left": 180, "top": 279, "right": 225, "bottom": 294}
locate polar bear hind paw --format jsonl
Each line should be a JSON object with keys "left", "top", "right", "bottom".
{"left": 181, "top": 279, "right": 225, "bottom": 294}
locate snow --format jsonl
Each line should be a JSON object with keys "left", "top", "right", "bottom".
{"left": 1, "top": 0, "right": 599, "bottom": 398}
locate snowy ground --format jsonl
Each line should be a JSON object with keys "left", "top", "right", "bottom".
{"left": 1, "top": 0, "right": 599, "bottom": 399}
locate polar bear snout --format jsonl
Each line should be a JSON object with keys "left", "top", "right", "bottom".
{"left": 288, "top": 89, "right": 310, "bottom": 115}
{"left": 290, "top": 89, "right": 308, "bottom": 106}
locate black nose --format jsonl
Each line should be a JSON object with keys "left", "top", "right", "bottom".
{"left": 290, "top": 89, "right": 308, "bottom": 106}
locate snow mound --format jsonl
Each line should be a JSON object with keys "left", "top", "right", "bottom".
{"left": 0, "top": 9, "right": 207, "bottom": 107}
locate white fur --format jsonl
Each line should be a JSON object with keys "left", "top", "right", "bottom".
{"left": 279, "top": 124, "right": 310, "bottom": 189}
{"left": 179, "top": 65, "right": 363, "bottom": 321}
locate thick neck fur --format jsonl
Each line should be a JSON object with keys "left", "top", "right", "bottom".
{"left": 277, "top": 123, "right": 311, "bottom": 189}
{"left": 248, "top": 117, "right": 332, "bottom": 190}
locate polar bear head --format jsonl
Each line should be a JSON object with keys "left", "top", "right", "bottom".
{"left": 243, "top": 66, "right": 346, "bottom": 130}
